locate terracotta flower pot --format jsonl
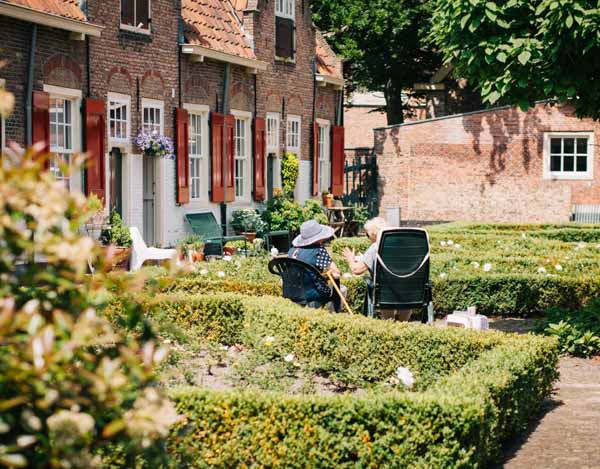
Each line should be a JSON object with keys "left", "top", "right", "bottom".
{"left": 223, "top": 246, "right": 237, "bottom": 256}
{"left": 243, "top": 232, "right": 257, "bottom": 242}
{"left": 192, "top": 251, "right": 205, "bottom": 262}
{"left": 322, "top": 194, "right": 334, "bottom": 208}
{"left": 103, "top": 246, "right": 131, "bottom": 271}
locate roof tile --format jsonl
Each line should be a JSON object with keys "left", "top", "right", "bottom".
{"left": 316, "top": 31, "right": 343, "bottom": 80}
{"left": 1, "top": 0, "right": 87, "bottom": 22}
{"left": 182, "top": 0, "right": 256, "bottom": 61}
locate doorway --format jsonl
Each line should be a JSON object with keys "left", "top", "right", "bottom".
{"left": 143, "top": 156, "right": 156, "bottom": 246}
{"left": 109, "top": 148, "right": 123, "bottom": 217}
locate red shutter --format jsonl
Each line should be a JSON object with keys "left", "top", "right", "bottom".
{"left": 176, "top": 108, "right": 190, "bottom": 205}
{"left": 331, "top": 126, "right": 345, "bottom": 197}
{"left": 253, "top": 117, "right": 266, "bottom": 201}
{"left": 312, "top": 122, "right": 319, "bottom": 196}
{"left": 84, "top": 98, "right": 106, "bottom": 200}
{"left": 211, "top": 112, "right": 225, "bottom": 203}
{"left": 225, "top": 114, "right": 235, "bottom": 203}
{"left": 32, "top": 90, "right": 50, "bottom": 164}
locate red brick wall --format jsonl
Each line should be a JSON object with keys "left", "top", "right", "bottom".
{"left": 0, "top": 17, "right": 86, "bottom": 146}
{"left": 344, "top": 106, "right": 387, "bottom": 149}
{"left": 375, "top": 102, "right": 600, "bottom": 223}
{"left": 243, "top": 0, "right": 338, "bottom": 161}
{"left": 87, "top": 0, "right": 180, "bottom": 140}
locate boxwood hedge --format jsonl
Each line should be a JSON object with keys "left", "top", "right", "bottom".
{"left": 103, "top": 293, "right": 558, "bottom": 468}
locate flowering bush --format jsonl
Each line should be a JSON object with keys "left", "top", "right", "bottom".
{"left": 134, "top": 131, "right": 174, "bottom": 159}
{"left": 0, "top": 92, "right": 177, "bottom": 467}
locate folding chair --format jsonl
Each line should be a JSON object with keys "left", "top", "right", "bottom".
{"left": 368, "top": 228, "right": 432, "bottom": 323}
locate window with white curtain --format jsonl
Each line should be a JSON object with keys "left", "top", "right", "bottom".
{"left": 187, "top": 107, "right": 209, "bottom": 201}
{"left": 286, "top": 115, "right": 301, "bottom": 155}
{"left": 142, "top": 99, "right": 163, "bottom": 135}
{"left": 317, "top": 121, "right": 331, "bottom": 193}
{"left": 233, "top": 111, "right": 251, "bottom": 200}
{"left": 266, "top": 112, "right": 280, "bottom": 155}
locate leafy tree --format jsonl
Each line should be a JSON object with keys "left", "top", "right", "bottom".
{"left": 312, "top": 0, "right": 441, "bottom": 125}
{"left": 431, "top": 0, "right": 600, "bottom": 118}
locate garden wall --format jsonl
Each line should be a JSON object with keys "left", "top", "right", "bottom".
{"left": 374, "top": 102, "right": 600, "bottom": 224}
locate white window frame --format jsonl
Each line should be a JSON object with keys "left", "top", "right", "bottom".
{"left": 184, "top": 104, "right": 210, "bottom": 203}
{"left": 107, "top": 92, "right": 131, "bottom": 147}
{"left": 141, "top": 98, "right": 164, "bottom": 135}
{"left": 275, "top": 0, "right": 295, "bottom": 20}
{"left": 44, "top": 84, "right": 82, "bottom": 191}
{"left": 266, "top": 112, "right": 280, "bottom": 155}
{"left": 316, "top": 118, "right": 331, "bottom": 193}
{"left": 120, "top": 0, "right": 152, "bottom": 34}
{"left": 543, "top": 132, "right": 594, "bottom": 181}
{"left": 231, "top": 109, "right": 252, "bottom": 202}
{"left": 286, "top": 115, "right": 301, "bottom": 155}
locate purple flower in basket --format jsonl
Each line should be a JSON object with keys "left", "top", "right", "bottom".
{"left": 135, "top": 131, "right": 175, "bottom": 159}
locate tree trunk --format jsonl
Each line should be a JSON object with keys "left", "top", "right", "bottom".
{"left": 385, "top": 78, "right": 405, "bottom": 126}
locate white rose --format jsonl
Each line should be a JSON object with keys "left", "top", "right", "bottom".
{"left": 483, "top": 263, "right": 492, "bottom": 272}
{"left": 396, "top": 367, "right": 415, "bottom": 389}
{"left": 284, "top": 354, "right": 295, "bottom": 363}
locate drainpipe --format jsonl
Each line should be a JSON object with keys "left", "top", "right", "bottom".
{"left": 221, "top": 63, "right": 231, "bottom": 231}
{"left": 311, "top": 58, "right": 317, "bottom": 197}
{"left": 25, "top": 24, "right": 38, "bottom": 146}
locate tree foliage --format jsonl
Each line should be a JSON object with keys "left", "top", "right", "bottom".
{"left": 312, "top": 0, "right": 441, "bottom": 125}
{"left": 431, "top": 0, "right": 600, "bottom": 118}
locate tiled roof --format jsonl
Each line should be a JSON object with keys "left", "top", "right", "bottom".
{"left": 315, "top": 31, "right": 343, "bottom": 80}
{"left": 1, "top": 0, "right": 87, "bottom": 22}
{"left": 230, "top": 0, "right": 247, "bottom": 14}
{"left": 182, "top": 0, "right": 256, "bottom": 61}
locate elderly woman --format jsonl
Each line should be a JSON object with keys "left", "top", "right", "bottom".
{"left": 343, "top": 217, "right": 410, "bottom": 321}
{"left": 342, "top": 217, "right": 389, "bottom": 276}
{"left": 288, "top": 219, "right": 342, "bottom": 310}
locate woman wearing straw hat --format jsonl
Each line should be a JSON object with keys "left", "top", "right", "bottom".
{"left": 288, "top": 220, "right": 343, "bottom": 310}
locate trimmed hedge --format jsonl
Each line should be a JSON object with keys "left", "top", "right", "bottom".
{"left": 102, "top": 293, "right": 558, "bottom": 468}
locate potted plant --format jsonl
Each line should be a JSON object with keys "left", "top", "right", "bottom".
{"left": 100, "top": 210, "right": 132, "bottom": 270}
{"left": 82, "top": 193, "right": 107, "bottom": 240}
{"left": 224, "top": 240, "right": 247, "bottom": 256}
{"left": 178, "top": 234, "right": 205, "bottom": 262}
{"left": 231, "top": 209, "right": 267, "bottom": 242}
{"left": 322, "top": 190, "right": 334, "bottom": 208}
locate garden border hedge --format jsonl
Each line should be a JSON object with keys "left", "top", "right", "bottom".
{"left": 103, "top": 293, "right": 558, "bottom": 468}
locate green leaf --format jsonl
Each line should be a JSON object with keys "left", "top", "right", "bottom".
{"left": 497, "top": 52, "right": 508, "bottom": 63}
{"left": 460, "top": 14, "right": 471, "bottom": 29}
{"left": 518, "top": 50, "right": 531, "bottom": 65}
{"left": 487, "top": 91, "right": 501, "bottom": 104}
{"left": 566, "top": 15, "right": 573, "bottom": 28}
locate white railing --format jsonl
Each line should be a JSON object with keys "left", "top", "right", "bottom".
{"left": 572, "top": 205, "right": 600, "bottom": 224}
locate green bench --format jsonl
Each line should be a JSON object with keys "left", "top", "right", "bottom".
{"left": 185, "top": 212, "right": 246, "bottom": 256}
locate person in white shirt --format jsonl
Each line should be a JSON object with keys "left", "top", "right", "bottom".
{"left": 342, "top": 217, "right": 411, "bottom": 321}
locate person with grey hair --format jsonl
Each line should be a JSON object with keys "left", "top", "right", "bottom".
{"left": 342, "top": 217, "right": 388, "bottom": 276}
{"left": 343, "top": 217, "right": 411, "bottom": 321}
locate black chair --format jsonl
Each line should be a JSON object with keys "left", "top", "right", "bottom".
{"left": 268, "top": 257, "right": 333, "bottom": 309}
{"left": 368, "top": 228, "right": 432, "bottom": 323}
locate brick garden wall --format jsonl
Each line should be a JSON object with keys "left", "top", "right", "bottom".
{"left": 375, "top": 102, "right": 600, "bottom": 224}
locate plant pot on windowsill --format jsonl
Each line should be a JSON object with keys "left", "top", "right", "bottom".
{"left": 322, "top": 193, "right": 334, "bottom": 208}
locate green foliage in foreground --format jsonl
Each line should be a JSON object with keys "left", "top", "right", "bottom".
{"left": 103, "top": 293, "right": 558, "bottom": 468}
{"left": 536, "top": 298, "right": 600, "bottom": 358}
{"left": 431, "top": 0, "right": 600, "bottom": 119}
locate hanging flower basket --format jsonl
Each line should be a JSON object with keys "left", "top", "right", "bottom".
{"left": 135, "top": 131, "right": 175, "bottom": 159}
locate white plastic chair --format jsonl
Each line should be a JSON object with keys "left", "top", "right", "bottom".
{"left": 129, "top": 227, "right": 177, "bottom": 271}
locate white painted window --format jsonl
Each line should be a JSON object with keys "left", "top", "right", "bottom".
{"left": 185, "top": 104, "right": 209, "bottom": 202}
{"left": 286, "top": 115, "right": 301, "bottom": 155}
{"left": 317, "top": 120, "right": 331, "bottom": 193}
{"left": 275, "top": 0, "right": 294, "bottom": 19}
{"left": 142, "top": 99, "right": 163, "bottom": 135}
{"left": 543, "top": 132, "right": 594, "bottom": 180}
{"left": 232, "top": 110, "right": 252, "bottom": 200}
{"left": 266, "top": 112, "right": 280, "bottom": 155}
{"left": 121, "top": 0, "right": 151, "bottom": 32}
{"left": 45, "top": 86, "right": 82, "bottom": 190}
{"left": 108, "top": 93, "right": 130, "bottom": 144}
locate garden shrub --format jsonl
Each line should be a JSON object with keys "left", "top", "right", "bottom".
{"left": 0, "top": 145, "right": 175, "bottom": 468}
{"left": 535, "top": 298, "right": 600, "bottom": 357}
{"left": 102, "top": 292, "right": 558, "bottom": 468}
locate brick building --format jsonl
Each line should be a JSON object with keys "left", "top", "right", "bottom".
{"left": 375, "top": 102, "right": 600, "bottom": 224}
{"left": 0, "top": 0, "right": 344, "bottom": 247}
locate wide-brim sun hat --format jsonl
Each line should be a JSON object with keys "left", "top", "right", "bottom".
{"left": 292, "top": 220, "right": 335, "bottom": 247}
